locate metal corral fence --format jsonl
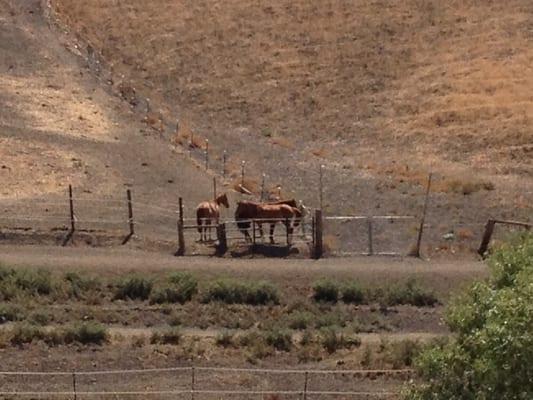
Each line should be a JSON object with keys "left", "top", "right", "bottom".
{"left": 0, "top": 366, "right": 411, "bottom": 399}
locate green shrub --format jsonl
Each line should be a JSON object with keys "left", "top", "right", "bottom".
{"left": 314, "top": 311, "right": 346, "bottom": 329}
{"left": 341, "top": 282, "right": 365, "bottom": 304}
{"left": 385, "top": 278, "right": 439, "bottom": 307}
{"left": 150, "top": 272, "right": 198, "bottom": 304}
{"left": 150, "top": 327, "right": 181, "bottom": 345}
{"left": 0, "top": 304, "right": 25, "bottom": 323}
{"left": 63, "top": 322, "right": 108, "bottom": 345}
{"left": 312, "top": 279, "right": 339, "bottom": 303}
{"left": 404, "top": 234, "right": 533, "bottom": 400}
{"left": 215, "top": 330, "right": 235, "bottom": 348}
{"left": 10, "top": 323, "right": 46, "bottom": 345}
{"left": 202, "top": 279, "right": 279, "bottom": 305}
{"left": 64, "top": 272, "right": 101, "bottom": 299}
{"left": 385, "top": 339, "right": 421, "bottom": 368}
{"left": 28, "top": 311, "right": 50, "bottom": 326}
{"left": 320, "top": 328, "right": 361, "bottom": 354}
{"left": 14, "top": 269, "right": 54, "bottom": 295}
{"left": 287, "top": 311, "right": 314, "bottom": 330}
{"left": 114, "top": 276, "right": 153, "bottom": 300}
{"left": 264, "top": 328, "right": 292, "bottom": 352}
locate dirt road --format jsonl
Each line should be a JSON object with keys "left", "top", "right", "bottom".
{"left": 0, "top": 244, "right": 487, "bottom": 296}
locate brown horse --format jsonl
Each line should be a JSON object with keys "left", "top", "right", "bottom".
{"left": 235, "top": 200, "right": 302, "bottom": 244}
{"left": 196, "top": 193, "right": 229, "bottom": 242}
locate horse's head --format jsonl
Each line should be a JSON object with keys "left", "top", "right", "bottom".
{"left": 217, "top": 193, "right": 230, "bottom": 208}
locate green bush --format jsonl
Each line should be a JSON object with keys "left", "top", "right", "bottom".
{"left": 287, "top": 311, "right": 314, "bottom": 330}
{"left": 320, "top": 328, "right": 361, "bottom": 354}
{"left": 312, "top": 279, "right": 339, "bottom": 303}
{"left": 263, "top": 328, "right": 292, "bottom": 352}
{"left": 149, "top": 272, "right": 198, "bottom": 304}
{"left": 385, "top": 339, "right": 422, "bottom": 369}
{"left": 64, "top": 272, "right": 101, "bottom": 299}
{"left": 14, "top": 269, "right": 54, "bottom": 295}
{"left": 9, "top": 323, "right": 46, "bottom": 345}
{"left": 384, "top": 278, "right": 439, "bottom": 307}
{"left": 114, "top": 276, "right": 153, "bottom": 300}
{"left": 0, "top": 304, "right": 25, "bottom": 323}
{"left": 150, "top": 327, "right": 182, "bottom": 345}
{"left": 202, "top": 279, "right": 279, "bottom": 305}
{"left": 215, "top": 330, "right": 235, "bottom": 348}
{"left": 404, "top": 234, "right": 533, "bottom": 400}
{"left": 63, "top": 323, "right": 108, "bottom": 345}
{"left": 341, "top": 282, "right": 365, "bottom": 304}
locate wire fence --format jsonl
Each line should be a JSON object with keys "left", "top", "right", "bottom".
{"left": 0, "top": 366, "right": 411, "bottom": 399}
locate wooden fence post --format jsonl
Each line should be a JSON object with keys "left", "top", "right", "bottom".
{"left": 286, "top": 217, "right": 290, "bottom": 246}
{"left": 319, "top": 165, "right": 323, "bottom": 208}
{"left": 260, "top": 174, "right": 266, "bottom": 201}
{"left": 122, "top": 189, "right": 135, "bottom": 244}
{"left": 303, "top": 371, "right": 309, "bottom": 400}
{"left": 175, "top": 197, "right": 185, "bottom": 256}
{"left": 69, "top": 185, "right": 75, "bottom": 233}
{"left": 241, "top": 161, "right": 246, "bottom": 187}
{"left": 191, "top": 366, "right": 195, "bottom": 400}
{"left": 413, "top": 172, "right": 433, "bottom": 258}
{"left": 72, "top": 372, "right": 77, "bottom": 400}
{"left": 216, "top": 223, "right": 227, "bottom": 256}
{"left": 367, "top": 216, "right": 374, "bottom": 256}
{"left": 62, "top": 184, "right": 75, "bottom": 246}
{"left": 478, "top": 219, "right": 496, "bottom": 256}
{"left": 313, "top": 209, "right": 323, "bottom": 259}
{"left": 222, "top": 150, "right": 227, "bottom": 178}
{"left": 205, "top": 139, "right": 209, "bottom": 170}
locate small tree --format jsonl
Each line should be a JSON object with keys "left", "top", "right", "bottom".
{"left": 404, "top": 234, "right": 533, "bottom": 400}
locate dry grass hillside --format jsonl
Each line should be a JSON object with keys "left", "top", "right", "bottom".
{"left": 50, "top": 0, "right": 533, "bottom": 177}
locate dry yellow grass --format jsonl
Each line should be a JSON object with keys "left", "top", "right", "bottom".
{"left": 49, "top": 0, "right": 533, "bottom": 179}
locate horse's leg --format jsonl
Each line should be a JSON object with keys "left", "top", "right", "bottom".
{"left": 270, "top": 223, "right": 275, "bottom": 244}
{"left": 206, "top": 220, "right": 211, "bottom": 241}
{"left": 257, "top": 223, "right": 264, "bottom": 243}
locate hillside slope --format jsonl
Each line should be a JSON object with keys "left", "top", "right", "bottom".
{"left": 50, "top": 0, "right": 533, "bottom": 176}
{"left": 0, "top": 0, "right": 216, "bottom": 237}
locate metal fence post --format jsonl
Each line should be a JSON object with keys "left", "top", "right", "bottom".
{"left": 367, "top": 216, "right": 374, "bottom": 256}
{"left": 222, "top": 150, "right": 227, "bottom": 178}
{"left": 413, "top": 172, "right": 433, "bottom": 258}
{"left": 303, "top": 371, "right": 309, "bottom": 400}
{"left": 191, "top": 366, "right": 195, "bottom": 400}
{"left": 313, "top": 209, "right": 323, "bottom": 259}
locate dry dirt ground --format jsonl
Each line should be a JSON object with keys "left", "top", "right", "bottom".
{"left": 45, "top": 0, "right": 533, "bottom": 251}
{"left": 0, "top": 245, "right": 487, "bottom": 397}
{"left": 0, "top": 0, "right": 530, "bottom": 257}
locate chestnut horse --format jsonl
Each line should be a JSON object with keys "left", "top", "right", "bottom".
{"left": 235, "top": 200, "right": 302, "bottom": 244}
{"left": 196, "top": 193, "right": 229, "bottom": 242}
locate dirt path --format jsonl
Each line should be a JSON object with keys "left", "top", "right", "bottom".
{"left": 0, "top": 244, "right": 487, "bottom": 296}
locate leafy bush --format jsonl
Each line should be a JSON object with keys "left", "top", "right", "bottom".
{"left": 215, "top": 330, "right": 235, "bottom": 348}
{"left": 114, "top": 276, "right": 153, "bottom": 300}
{"left": 150, "top": 327, "right": 181, "bottom": 345}
{"left": 287, "top": 311, "right": 314, "bottom": 330}
{"left": 404, "top": 234, "right": 533, "bottom": 400}
{"left": 14, "top": 269, "right": 54, "bottom": 295}
{"left": 320, "top": 328, "right": 361, "bottom": 354}
{"left": 384, "top": 278, "right": 439, "bottom": 307}
{"left": 202, "top": 279, "right": 279, "bottom": 305}
{"left": 341, "top": 282, "right": 365, "bottom": 304}
{"left": 264, "top": 328, "right": 292, "bottom": 352}
{"left": 0, "top": 304, "right": 25, "bottom": 323}
{"left": 9, "top": 323, "right": 46, "bottom": 345}
{"left": 385, "top": 339, "right": 421, "bottom": 369}
{"left": 149, "top": 272, "right": 198, "bottom": 304}
{"left": 64, "top": 272, "right": 101, "bottom": 299}
{"left": 63, "top": 323, "right": 108, "bottom": 345}
{"left": 312, "top": 279, "right": 339, "bottom": 303}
